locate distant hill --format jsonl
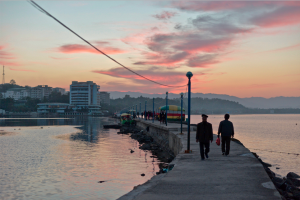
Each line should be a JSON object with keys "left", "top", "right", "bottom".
{"left": 109, "top": 91, "right": 300, "bottom": 109}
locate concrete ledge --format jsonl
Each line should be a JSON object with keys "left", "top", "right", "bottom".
{"left": 118, "top": 119, "right": 280, "bottom": 200}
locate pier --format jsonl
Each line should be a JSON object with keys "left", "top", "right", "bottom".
{"left": 119, "top": 119, "right": 280, "bottom": 200}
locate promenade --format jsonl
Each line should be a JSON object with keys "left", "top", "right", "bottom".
{"left": 119, "top": 119, "right": 281, "bottom": 200}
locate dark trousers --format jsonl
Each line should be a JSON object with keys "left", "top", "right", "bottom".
{"left": 222, "top": 136, "right": 231, "bottom": 155}
{"left": 199, "top": 142, "right": 210, "bottom": 159}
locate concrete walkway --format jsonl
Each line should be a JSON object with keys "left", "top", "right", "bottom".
{"left": 119, "top": 120, "right": 280, "bottom": 200}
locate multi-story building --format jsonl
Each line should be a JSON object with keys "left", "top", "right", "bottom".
{"left": 3, "top": 88, "right": 30, "bottom": 100}
{"left": 53, "top": 87, "right": 66, "bottom": 94}
{"left": 99, "top": 91, "right": 110, "bottom": 105}
{"left": 70, "top": 81, "right": 101, "bottom": 113}
{"left": 30, "top": 85, "right": 52, "bottom": 100}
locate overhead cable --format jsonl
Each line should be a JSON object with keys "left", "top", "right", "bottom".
{"left": 28, "top": 0, "right": 187, "bottom": 88}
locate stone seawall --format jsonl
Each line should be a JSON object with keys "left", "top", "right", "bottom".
{"left": 135, "top": 119, "right": 196, "bottom": 156}
{"left": 119, "top": 119, "right": 281, "bottom": 200}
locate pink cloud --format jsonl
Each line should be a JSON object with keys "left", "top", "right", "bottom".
{"left": 9, "top": 68, "right": 37, "bottom": 72}
{"left": 57, "top": 41, "right": 126, "bottom": 55}
{"left": 50, "top": 56, "right": 73, "bottom": 60}
{"left": 250, "top": 6, "right": 300, "bottom": 28}
{"left": 0, "top": 60, "right": 21, "bottom": 67}
{"left": 92, "top": 67, "right": 192, "bottom": 86}
{"left": 153, "top": 11, "right": 178, "bottom": 20}
{"left": 168, "top": 1, "right": 297, "bottom": 12}
{"left": 261, "top": 43, "right": 300, "bottom": 53}
{"left": 245, "top": 83, "right": 278, "bottom": 89}
{"left": 0, "top": 45, "right": 16, "bottom": 60}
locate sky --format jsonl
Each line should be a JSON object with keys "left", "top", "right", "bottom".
{"left": 0, "top": 1, "right": 300, "bottom": 98}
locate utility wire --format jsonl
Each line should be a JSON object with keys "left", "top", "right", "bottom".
{"left": 28, "top": 0, "right": 187, "bottom": 88}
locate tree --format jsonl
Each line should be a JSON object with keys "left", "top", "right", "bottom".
{"left": 10, "top": 79, "right": 16, "bottom": 85}
{"left": 0, "top": 98, "right": 14, "bottom": 111}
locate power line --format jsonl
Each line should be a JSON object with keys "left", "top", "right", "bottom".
{"left": 28, "top": 0, "right": 187, "bottom": 88}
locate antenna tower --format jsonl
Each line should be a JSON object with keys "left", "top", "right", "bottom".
{"left": 2, "top": 66, "right": 5, "bottom": 85}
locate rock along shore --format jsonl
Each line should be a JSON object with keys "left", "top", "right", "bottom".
{"left": 117, "top": 119, "right": 298, "bottom": 200}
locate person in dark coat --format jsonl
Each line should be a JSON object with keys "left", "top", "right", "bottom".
{"left": 218, "top": 114, "right": 234, "bottom": 156}
{"left": 196, "top": 114, "right": 213, "bottom": 160}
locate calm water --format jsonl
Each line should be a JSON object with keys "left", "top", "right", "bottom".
{"left": 191, "top": 114, "right": 300, "bottom": 177}
{"left": 1, "top": 115, "right": 299, "bottom": 199}
{"left": 0, "top": 117, "right": 161, "bottom": 200}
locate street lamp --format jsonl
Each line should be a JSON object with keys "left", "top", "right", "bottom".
{"left": 180, "top": 92, "right": 183, "bottom": 134}
{"left": 186, "top": 71, "right": 193, "bottom": 153}
{"left": 166, "top": 91, "right": 168, "bottom": 126}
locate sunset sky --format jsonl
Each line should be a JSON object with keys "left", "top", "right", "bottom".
{"left": 0, "top": 1, "right": 299, "bottom": 98}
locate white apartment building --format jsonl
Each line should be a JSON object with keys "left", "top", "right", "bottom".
{"left": 3, "top": 88, "right": 29, "bottom": 100}
{"left": 30, "top": 85, "right": 52, "bottom": 100}
{"left": 70, "top": 81, "right": 101, "bottom": 112}
{"left": 99, "top": 91, "right": 110, "bottom": 105}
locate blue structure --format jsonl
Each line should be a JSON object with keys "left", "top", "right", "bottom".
{"left": 186, "top": 71, "right": 193, "bottom": 152}
{"left": 166, "top": 92, "right": 168, "bottom": 126}
{"left": 145, "top": 101, "right": 147, "bottom": 120}
{"left": 180, "top": 92, "right": 183, "bottom": 134}
{"left": 152, "top": 98, "right": 154, "bottom": 123}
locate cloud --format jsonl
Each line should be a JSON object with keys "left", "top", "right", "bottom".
{"left": 92, "top": 66, "right": 192, "bottom": 86}
{"left": 186, "top": 54, "right": 219, "bottom": 67}
{"left": 245, "top": 83, "right": 278, "bottom": 89}
{"left": 134, "top": 51, "right": 189, "bottom": 66}
{"left": 0, "top": 61, "right": 21, "bottom": 67}
{"left": 0, "top": 45, "right": 16, "bottom": 60}
{"left": 249, "top": 6, "right": 300, "bottom": 28}
{"left": 153, "top": 11, "right": 178, "bottom": 20}
{"left": 129, "top": 2, "right": 300, "bottom": 69}
{"left": 50, "top": 56, "right": 73, "bottom": 60}
{"left": 168, "top": 1, "right": 300, "bottom": 28}
{"left": 260, "top": 43, "right": 300, "bottom": 53}
{"left": 9, "top": 68, "right": 37, "bottom": 72}
{"left": 0, "top": 45, "right": 20, "bottom": 66}
{"left": 57, "top": 41, "right": 126, "bottom": 55}
{"left": 168, "top": 1, "right": 289, "bottom": 12}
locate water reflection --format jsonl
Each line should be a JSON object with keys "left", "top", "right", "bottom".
{"left": 0, "top": 117, "right": 162, "bottom": 200}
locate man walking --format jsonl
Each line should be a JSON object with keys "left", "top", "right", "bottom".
{"left": 218, "top": 114, "right": 234, "bottom": 156}
{"left": 196, "top": 114, "right": 213, "bottom": 160}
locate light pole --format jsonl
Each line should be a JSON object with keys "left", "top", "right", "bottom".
{"left": 152, "top": 98, "right": 154, "bottom": 123}
{"left": 145, "top": 101, "right": 147, "bottom": 120}
{"left": 136, "top": 104, "right": 137, "bottom": 118}
{"left": 166, "top": 91, "right": 168, "bottom": 126}
{"left": 186, "top": 71, "right": 193, "bottom": 153}
{"left": 140, "top": 102, "right": 141, "bottom": 118}
{"left": 180, "top": 92, "right": 183, "bottom": 134}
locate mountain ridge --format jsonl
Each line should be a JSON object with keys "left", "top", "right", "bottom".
{"left": 108, "top": 91, "right": 300, "bottom": 109}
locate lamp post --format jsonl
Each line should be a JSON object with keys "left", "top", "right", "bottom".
{"left": 180, "top": 92, "right": 183, "bottom": 134}
{"left": 166, "top": 91, "right": 168, "bottom": 126}
{"left": 145, "top": 101, "right": 147, "bottom": 120}
{"left": 140, "top": 102, "right": 141, "bottom": 118}
{"left": 152, "top": 98, "right": 154, "bottom": 123}
{"left": 186, "top": 71, "right": 193, "bottom": 153}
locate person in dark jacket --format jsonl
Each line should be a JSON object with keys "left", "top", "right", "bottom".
{"left": 218, "top": 114, "right": 234, "bottom": 156}
{"left": 196, "top": 114, "right": 213, "bottom": 160}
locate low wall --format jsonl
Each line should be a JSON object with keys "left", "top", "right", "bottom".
{"left": 135, "top": 120, "right": 183, "bottom": 155}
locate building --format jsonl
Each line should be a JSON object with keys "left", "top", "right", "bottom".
{"left": 99, "top": 91, "right": 110, "bottom": 105}
{"left": 30, "top": 85, "right": 52, "bottom": 100}
{"left": 53, "top": 87, "right": 66, "bottom": 94}
{"left": 3, "top": 88, "right": 29, "bottom": 100}
{"left": 69, "top": 81, "right": 101, "bottom": 113}
{"left": 37, "top": 103, "right": 69, "bottom": 114}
